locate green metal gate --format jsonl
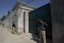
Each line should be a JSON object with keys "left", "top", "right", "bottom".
{"left": 29, "top": 3, "right": 52, "bottom": 39}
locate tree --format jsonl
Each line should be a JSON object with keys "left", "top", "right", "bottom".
{"left": 1, "top": 15, "right": 6, "bottom": 21}
{"left": 7, "top": 11, "right": 10, "bottom": 16}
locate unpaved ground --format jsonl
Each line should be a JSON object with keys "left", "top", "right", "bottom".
{"left": 0, "top": 26, "right": 37, "bottom": 43}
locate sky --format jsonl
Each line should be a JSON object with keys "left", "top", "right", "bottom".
{"left": 0, "top": 0, "right": 50, "bottom": 18}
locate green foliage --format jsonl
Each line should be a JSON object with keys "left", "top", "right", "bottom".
{"left": 7, "top": 11, "right": 10, "bottom": 16}
{"left": 1, "top": 15, "right": 6, "bottom": 21}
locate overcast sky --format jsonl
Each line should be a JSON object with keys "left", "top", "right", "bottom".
{"left": 0, "top": 0, "right": 50, "bottom": 18}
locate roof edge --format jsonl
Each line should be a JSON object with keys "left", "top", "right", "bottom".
{"left": 12, "top": 1, "right": 37, "bottom": 11}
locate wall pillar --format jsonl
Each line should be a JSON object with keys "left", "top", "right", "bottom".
{"left": 25, "top": 11, "right": 29, "bottom": 33}
{"left": 51, "top": 0, "right": 64, "bottom": 43}
{"left": 17, "top": 8, "right": 24, "bottom": 33}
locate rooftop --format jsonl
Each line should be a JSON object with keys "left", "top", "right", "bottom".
{"left": 12, "top": 1, "right": 36, "bottom": 11}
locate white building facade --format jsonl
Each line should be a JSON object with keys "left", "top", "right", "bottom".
{"left": 1, "top": 1, "right": 36, "bottom": 34}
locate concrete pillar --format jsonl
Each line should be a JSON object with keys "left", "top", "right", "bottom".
{"left": 51, "top": 0, "right": 64, "bottom": 43}
{"left": 25, "top": 11, "right": 29, "bottom": 33}
{"left": 17, "top": 8, "right": 24, "bottom": 33}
